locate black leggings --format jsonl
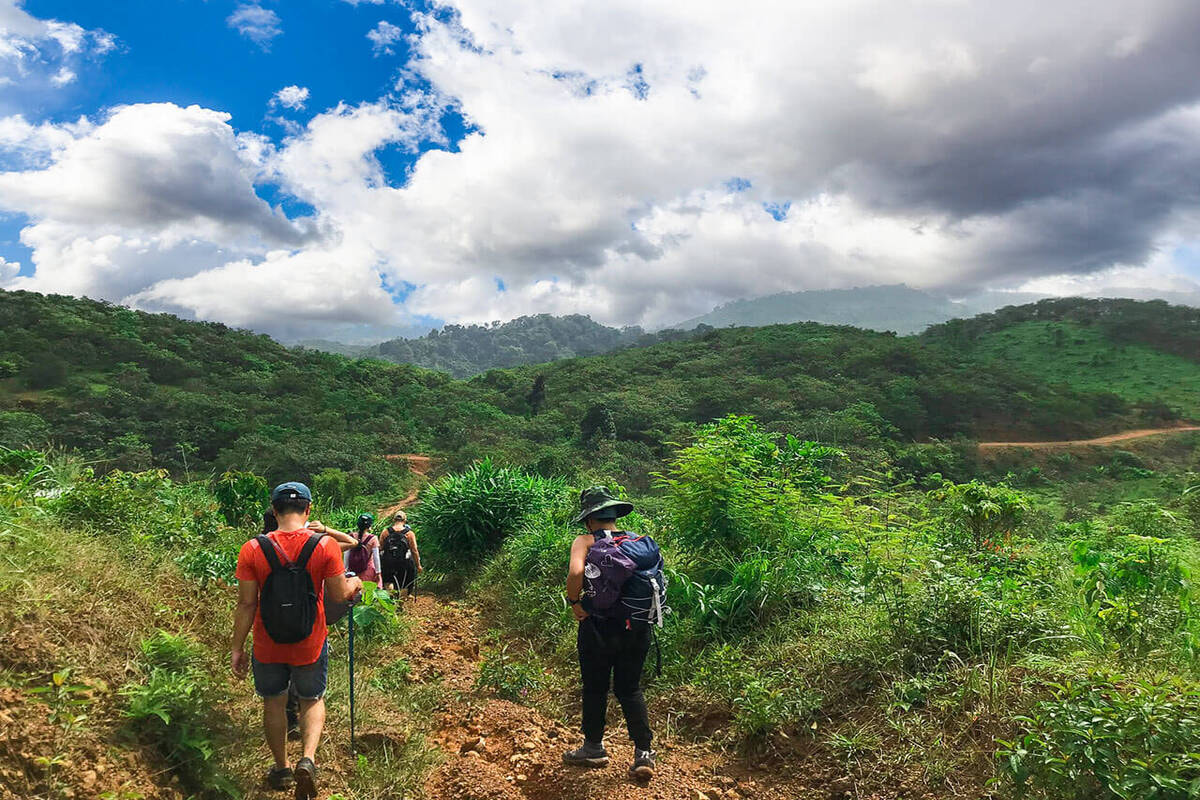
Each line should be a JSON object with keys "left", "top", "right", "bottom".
{"left": 382, "top": 557, "right": 416, "bottom": 596}
{"left": 577, "top": 617, "right": 652, "bottom": 750}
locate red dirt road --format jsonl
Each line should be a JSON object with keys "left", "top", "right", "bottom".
{"left": 979, "top": 424, "right": 1200, "bottom": 450}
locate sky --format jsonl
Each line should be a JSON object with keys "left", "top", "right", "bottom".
{"left": 1, "top": 0, "right": 1200, "bottom": 342}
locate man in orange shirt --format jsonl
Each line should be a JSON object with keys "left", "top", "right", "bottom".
{"left": 231, "top": 482, "right": 362, "bottom": 799}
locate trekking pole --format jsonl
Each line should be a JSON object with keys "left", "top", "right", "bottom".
{"left": 348, "top": 607, "right": 356, "bottom": 756}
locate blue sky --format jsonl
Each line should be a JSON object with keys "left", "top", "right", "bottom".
{"left": 2, "top": 1, "right": 1200, "bottom": 341}
{"left": 3, "top": 0, "right": 435, "bottom": 284}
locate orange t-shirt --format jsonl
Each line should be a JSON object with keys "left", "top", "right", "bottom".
{"left": 235, "top": 530, "right": 344, "bottom": 666}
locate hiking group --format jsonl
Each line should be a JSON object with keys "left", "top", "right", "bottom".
{"left": 231, "top": 482, "right": 422, "bottom": 799}
{"left": 231, "top": 482, "right": 664, "bottom": 797}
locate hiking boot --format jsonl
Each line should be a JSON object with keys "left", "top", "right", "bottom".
{"left": 562, "top": 740, "right": 609, "bottom": 768}
{"left": 293, "top": 757, "right": 318, "bottom": 800}
{"left": 629, "top": 749, "right": 656, "bottom": 781}
{"left": 266, "top": 766, "right": 293, "bottom": 790}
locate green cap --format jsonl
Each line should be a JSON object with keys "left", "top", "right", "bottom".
{"left": 572, "top": 485, "right": 634, "bottom": 524}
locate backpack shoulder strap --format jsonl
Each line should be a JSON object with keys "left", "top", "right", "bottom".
{"left": 256, "top": 534, "right": 286, "bottom": 572}
{"left": 294, "top": 533, "right": 324, "bottom": 569}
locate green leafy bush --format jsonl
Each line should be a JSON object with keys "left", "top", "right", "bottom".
{"left": 121, "top": 631, "right": 235, "bottom": 797}
{"left": 313, "top": 467, "right": 368, "bottom": 510}
{"left": 176, "top": 544, "right": 238, "bottom": 587}
{"left": 212, "top": 469, "right": 268, "bottom": 527}
{"left": 59, "top": 468, "right": 223, "bottom": 549}
{"left": 351, "top": 582, "right": 399, "bottom": 641}
{"left": 692, "top": 645, "right": 820, "bottom": 740}
{"left": 999, "top": 677, "right": 1200, "bottom": 799}
{"left": 930, "top": 480, "right": 1029, "bottom": 550}
{"left": 475, "top": 643, "right": 544, "bottom": 702}
{"left": 656, "top": 415, "right": 842, "bottom": 559}
{"left": 1072, "top": 535, "right": 1190, "bottom": 656}
{"left": 416, "top": 458, "right": 565, "bottom": 564}
{"left": 672, "top": 547, "right": 827, "bottom": 639}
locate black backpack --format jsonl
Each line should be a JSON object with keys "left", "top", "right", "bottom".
{"left": 382, "top": 526, "right": 411, "bottom": 560}
{"left": 256, "top": 534, "right": 323, "bottom": 644}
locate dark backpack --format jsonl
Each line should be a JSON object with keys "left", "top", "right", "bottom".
{"left": 583, "top": 531, "right": 669, "bottom": 627}
{"left": 382, "top": 526, "right": 411, "bottom": 560}
{"left": 256, "top": 533, "right": 323, "bottom": 644}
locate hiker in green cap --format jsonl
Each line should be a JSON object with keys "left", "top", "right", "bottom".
{"left": 562, "top": 486, "right": 658, "bottom": 781}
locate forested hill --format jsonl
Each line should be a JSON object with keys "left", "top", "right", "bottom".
{"left": 362, "top": 313, "right": 702, "bottom": 377}
{"left": 0, "top": 289, "right": 1194, "bottom": 490}
{"left": 922, "top": 296, "right": 1200, "bottom": 363}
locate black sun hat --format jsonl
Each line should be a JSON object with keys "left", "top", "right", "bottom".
{"left": 572, "top": 485, "right": 634, "bottom": 524}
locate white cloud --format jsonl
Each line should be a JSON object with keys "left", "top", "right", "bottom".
{"left": 7, "top": 0, "right": 1200, "bottom": 338}
{"left": 49, "top": 66, "right": 75, "bottom": 87}
{"left": 0, "top": 0, "right": 113, "bottom": 90}
{"left": 0, "top": 256, "right": 18, "bottom": 285}
{"left": 367, "top": 20, "right": 403, "bottom": 56}
{"left": 273, "top": 85, "right": 310, "bottom": 111}
{"left": 227, "top": 3, "right": 282, "bottom": 50}
{"left": 0, "top": 103, "right": 311, "bottom": 305}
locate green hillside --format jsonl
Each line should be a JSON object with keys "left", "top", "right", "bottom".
{"left": 969, "top": 321, "right": 1200, "bottom": 419}
{"left": 0, "top": 289, "right": 1157, "bottom": 493}
{"left": 5, "top": 289, "right": 1200, "bottom": 800}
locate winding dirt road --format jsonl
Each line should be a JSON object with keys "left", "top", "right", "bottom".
{"left": 979, "top": 424, "right": 1200, "bottom": 449}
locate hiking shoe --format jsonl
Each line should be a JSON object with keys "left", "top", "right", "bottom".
{"left": 266, "top": 766, "right": 293, "bottom": 790}
{"left": 629, "top": 749, "right": 656, "bottom": 781}
{"left": 562, "top": 741, "right": 609, "bottom": 768}
{"left": 293, "top": 757, "right": 318, "bottom": 800}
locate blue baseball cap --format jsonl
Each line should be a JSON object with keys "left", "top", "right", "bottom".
{"left": 271, "top": 481, "right": 312, "bottom": 503}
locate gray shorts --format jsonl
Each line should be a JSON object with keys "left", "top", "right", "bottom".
{"left": 252, "top": 641, "right": 329, "bottom": 699}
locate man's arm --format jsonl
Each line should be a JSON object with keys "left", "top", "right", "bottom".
{"left": 566, "top": 534, "right": 590, "bottom": 621}
{"left": 324, "top": 572, "right": 364, "bottom": 605}
{"left": 231, "top": 579, "right": 258, "bottom": 679}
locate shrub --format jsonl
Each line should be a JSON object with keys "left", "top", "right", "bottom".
{"left": 176, "top": 544, "right": 239, "bottom": 587}
{"left": 1072, "top": 535, "right": 1190, "bottom": 657}
{"left": 0, "top": 411, "right": 50, "bottom": 449}
{"left": 930, "top": 480, "right": 1029, "bottom": 550}
{"left": 1108, "top": 500, "right": 1184, "bottom": 541}
{"left": 416, "top": 458, "right": 565, "bottom": 564}
{"left": 212, "top": 469, "right": 268, "bottom": 527}
{"left": 656, "top": 415, "right": 842, "bottom": 558}
{"left": 999, "top": 677, "right": 1200, "bottom": 800}
{"left": 692, "top": 645, "right": 820, "bottom": 740}
{"left": 351, "top": 582, "right": 399, "bottom": 642}
{"left": 122, "top": 631, "right": 235, "bottom": 797}
{"left": 313, "top": 467, "right": 368, "bottom": 510}
{"left": 672, "top": 547, "right": 827, "bottom": 639}
{"left": 59, "top": 469, "right": 223, "bottom": 549}
{"left": 475, "top": 643, "right": 544, "bottom": 701}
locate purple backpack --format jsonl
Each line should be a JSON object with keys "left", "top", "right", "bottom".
{"left": 581, "top": 532, "right": 636, "bottom": 614}
{"left": 347, "top": 532, "right": 377, "bottom": 577}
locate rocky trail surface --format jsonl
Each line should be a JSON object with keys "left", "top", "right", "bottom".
{"left": 406, "top": 595, "right": 757, "bottom": 800}
{"left": 394, "top": 593, "right": 927, "bottom": 800}
{"left": 978, "top": 424, "right": 1200, "bottom": 449}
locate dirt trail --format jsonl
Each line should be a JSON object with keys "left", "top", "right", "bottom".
{"left": 380, "top": 454, "right": 434, "bottom": 518}
{"left": 376, "top": 462, "right": 966, "bottom": 800}
{"left": 398, "top": 595, "right": 827, "bottom": 800}
{"left": 978, "top": 424, "right": 1200, "bottom": 450}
